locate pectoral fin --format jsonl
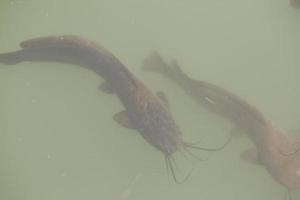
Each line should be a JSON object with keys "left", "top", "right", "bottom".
{"left": 99, "top": 82, "right": 114, "bottom": 94}
{"left": 241, "top": 148, "right": 261, "bottom": 165}
{"left": 113, "top": 110, "right": 135, "bottom": 129}
{"left": 156, "top": 91, "right": 169, "bottom": 108}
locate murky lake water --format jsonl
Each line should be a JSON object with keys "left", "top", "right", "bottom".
{"left": 0, "top": 0, "right": 300, "bottom": 199}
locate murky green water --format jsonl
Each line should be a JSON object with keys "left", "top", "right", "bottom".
{"left": 0, "top": 0, "right": 300, "bottom": 199}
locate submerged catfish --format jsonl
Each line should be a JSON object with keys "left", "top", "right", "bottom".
{"left": 0, "top": 35, "right": 229, "bottom": 183}
{"left": 142, "top": 52, "right": 300, "bottom": 190}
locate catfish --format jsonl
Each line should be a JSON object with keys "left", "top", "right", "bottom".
{"left": 142, "top": 52, "right": 300, "bottom": 190}
{"left": 0, "top": 36, "right": 230, "bottom": 183}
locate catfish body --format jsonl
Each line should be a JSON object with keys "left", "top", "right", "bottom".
{"left": 0, "top": 36, "right": 182, "bottom": 156}
{"left": 142, "top": 52, "right": 300, "bottom": 190}
{"left": 0, "top": 36, "right": 229, "bottom": 183}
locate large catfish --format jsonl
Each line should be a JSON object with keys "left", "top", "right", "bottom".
{"left": 0, "top": 36, "right": 229, "bottom": 183}
{"left": 142, "top": 52, "right": 300, "bottom": 190}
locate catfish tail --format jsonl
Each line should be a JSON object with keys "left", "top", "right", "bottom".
{"left": 142, "top": 51, "right": 190, "bottom": 80}
{"left": 0, "top": 50, "right": 24, "bottom": 65}
{"left": 142, "top": 51, "right": 170, "bottom": 74}
{"left": 169, "top": 59, "right": 193, "bottom": 82}
{"left": 0, "top": 35, "right": 126, "bottom": 75}
{"left": 0, "top": 35, "right": 139, "bottom": 91}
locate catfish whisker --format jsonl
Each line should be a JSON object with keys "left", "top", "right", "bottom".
{"left": 165, "top": 155, "right": 191, "bottom": 184}
{"left": 184, "top": 133, "right": 232, "bottom": 152}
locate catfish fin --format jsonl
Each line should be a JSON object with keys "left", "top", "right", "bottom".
{"left": 113, "top": 110, "right": 135, "bottom": 129}
{"left": 99, "top": 82, "right": 114, "bottom": 94}
{"left": 142, "top": 51, "right": 168, "bottom": 73}
{"left": 240, "top": 148, "right": 261, "bottom": 165}
{"left": 170, "top": 59, "right": 181, "bottom": 71}
{"left": 170, "top": 59, "right": 187, "bottom": 74}
{"left": 169, "top": 59, "right": 193, "bottom": 81}
{"left": 156, "top": 91, "right": 169, "bottom": 108}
